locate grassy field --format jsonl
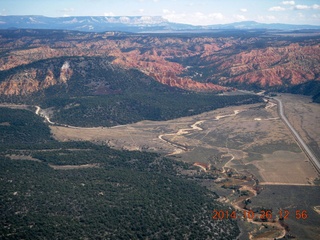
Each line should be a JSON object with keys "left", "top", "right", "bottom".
{"left": 257, "top": 151, "right": 317, "bottom": 185}
{"left": 280, "top": 94, "right": 320, "bottom": 160}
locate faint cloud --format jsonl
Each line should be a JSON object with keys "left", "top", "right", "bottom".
{"left": 59, "top": 8, "right": 75, "bottom": 17}
{"left": 208, "top": 13, "right": 225, "bottom": 20}
{"left": 266, "top": 15, "right": 276, "bottom": 21}
{"left": 312, "top": 14, "right": 320, "bottom": 19}
{"left": 240, "top": 8, "right": 248, "bottom": 12}
{"left": 257, "top": 15, "right": 278, "bottom": 22}
{"left": 163, "top": 11, "right": 225, "bottom": 25}
{"left": 294, "top": 5, "right": 310, "bottom": 10}
{"left": 139, "top": 9, "right": 145, "bottom": 14}
{"left": 60, "top": 8, "right": 75, "bottom": 14}
{"left": 104, "top": 12, "right": 115, "bottom": 16}
{"left": 294, "top": 4, "right": 320, "bottom": 10}
{"left": 162, "top": 9, "right": 183, "bottom": 23}
{"left": 163, "top": 9, "right": 175, "bottom": 14}
{"left": 269, "top": 6, "right": 286, "bottom": 11}
{"left": 257, "top": 15, "right": 265, "bottom": 21}
{"left": 312, "top": 4, "right": 320, "bottom": 10}
{"left": 1, "top": 9, "right": 6, "bottom": 16}
{"left": 234, "top": 14, "right": 247, "bottom": 21}
{"left": 282, "top": 1, "right": 295, "bottom": 5}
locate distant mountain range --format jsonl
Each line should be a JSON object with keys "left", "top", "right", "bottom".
{"left": 0, "top": 15, "right": 320, "bottom": 32}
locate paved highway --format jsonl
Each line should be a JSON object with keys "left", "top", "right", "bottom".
{"left": 273, "top": 97, "right": 320, "bottom": 173}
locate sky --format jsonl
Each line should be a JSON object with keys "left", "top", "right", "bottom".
{"left": 1, "top": 0, "right": 320, "bottom": 26}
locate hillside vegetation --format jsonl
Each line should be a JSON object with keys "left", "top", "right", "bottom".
{"left": 0, "top": 57, "right": 262, "bottom": 127}
{"left": 0, "top": 108, "right": 240, "bottom": 239}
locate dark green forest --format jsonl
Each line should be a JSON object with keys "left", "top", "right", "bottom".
{"left": 0, "top": 108, "right": 53, "bottom": 145}
{"left": 0, "top": 108, "right": 240, "bottom": 239}
{"left": 284, "top": 80, "right": 320, "bottom": 103}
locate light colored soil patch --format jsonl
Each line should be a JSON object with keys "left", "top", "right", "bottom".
{"left": 255, "top": 151, "right": 318, "bottom": 185}
{"left": 51, "top": 121, "right": 171, "bottom": 151}
{"left": 0, "top": 104, "right": 30, "bottom": 110}
{"left": 48, "top": 163, "right": 100, "bottom": 170}
{"left": 314, "top": 206, "right": 320, "bottom": 214}
{"left": 6, "top": 153, "right": 100, "bottom": 170}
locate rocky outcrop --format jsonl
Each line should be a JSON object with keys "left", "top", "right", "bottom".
{"left": 0, "top": 77, "right": 40, "bottom": 95}
{"left": 0, "top": 61, "right": 72, "bottom": 95}
{"left": 211, "top": 43, "right": 320, "bottom": 87}
{"left": 59, "top": 61, "right": 73, "bottom": 83}
{"left": 149, "top": 72, "right": 226, "bottom": 91}
{"left": 41, "top": 70, "right": 57, "bottom": 88}
{"left": 112, "top": 48, "right": 227, "bottom": 91}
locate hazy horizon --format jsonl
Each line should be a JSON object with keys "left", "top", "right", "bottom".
{"left": 1, "top": 0, "right": 320, "bottom": 26}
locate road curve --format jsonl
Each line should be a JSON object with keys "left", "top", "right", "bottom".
{"left": 273, "top": 97, "right": 320, "bottom": 173}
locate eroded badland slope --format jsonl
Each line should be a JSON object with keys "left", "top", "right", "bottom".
{"left": 0, "top": 30, "right": 319, "bottom": 96}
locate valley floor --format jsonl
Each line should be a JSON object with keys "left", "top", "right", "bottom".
{"left": 49, "top": 94, "right": 319, "bottom": 186}
{"left": 2, "top": 93, "right": 319, "bottom": 239}
{"left": 46, "top": 93, "right": 320, "bottom": 239}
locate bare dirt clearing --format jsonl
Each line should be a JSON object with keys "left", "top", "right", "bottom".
{"left": 6, "top": 154, "right": 42, "bottom": 162}
{"left": 6, "top": 154, "right": 100, "bottom": 170}
{"left": 48, "top": 163, "right": 100, "bottom": 170}
{"left": 0, "top": 103, "right": 30, "bottom": 110}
